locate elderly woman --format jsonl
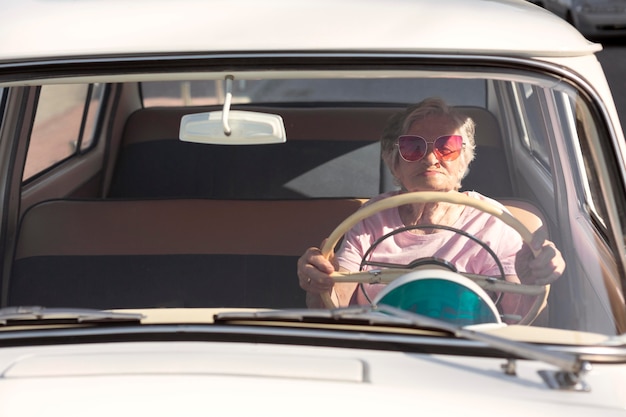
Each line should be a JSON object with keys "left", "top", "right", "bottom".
{"left": 297, "top": 97, "right": 565, "bottom": 319}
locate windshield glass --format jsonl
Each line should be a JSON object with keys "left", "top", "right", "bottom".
{"left": 9, "top": 68, "right": 626, "bottom": 338}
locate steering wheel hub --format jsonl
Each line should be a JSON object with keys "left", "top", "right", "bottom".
{"left": 374, "top": 269, "right": 502, "bottom": 326}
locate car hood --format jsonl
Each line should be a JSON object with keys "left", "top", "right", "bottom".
{"left": 0, "top": 340, "right": 624, "bottom": 416}
{"left": 0, "top": 308, "right": 624, "bottom": 416}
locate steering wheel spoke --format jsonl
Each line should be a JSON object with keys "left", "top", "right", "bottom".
{"left": 331, "top": 270, "right": 546, "bottom": 295}
{"left": 330, "top": 269, "right": 413, "bottom": 284}
{"left": 467, "top": 274, "right": 548, "bottom": 296}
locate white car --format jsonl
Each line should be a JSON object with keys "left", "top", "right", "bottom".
{"left": 536, "top": 0, "right": 626, "bottom": 39}
{"left": 0, "top": 0, "right": 625, "bottom": 415}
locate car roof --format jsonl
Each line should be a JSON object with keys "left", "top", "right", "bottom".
{"left": 0, "top": 0, "right": 600, "bottom": 63}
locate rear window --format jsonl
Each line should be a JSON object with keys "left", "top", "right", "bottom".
{"left": 141, "top": 79, "right": 487, "bottom": 107}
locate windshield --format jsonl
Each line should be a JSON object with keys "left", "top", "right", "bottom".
{"left": 7, "top": 67, "right": 626, "bottom": 339}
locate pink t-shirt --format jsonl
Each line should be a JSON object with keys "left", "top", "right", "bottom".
{"left": 335, "top": 191, "right": 524, "bottom": 308}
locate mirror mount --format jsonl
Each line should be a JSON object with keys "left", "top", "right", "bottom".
{"left": 222, "top": 75, "right": 234, "bottom": 136}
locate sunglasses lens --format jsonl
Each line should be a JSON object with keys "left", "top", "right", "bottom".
{"left": 398, "top": 136, "right": 427, "bottom": 161}
{"left": 434, "top": 135, "right": 464, "bottom": 161}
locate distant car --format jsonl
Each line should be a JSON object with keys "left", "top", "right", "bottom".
{"left": 1, "top": 0, "right": 626, "bottom": 415}
{"left": 536, "top": 0, "right": 626, "bottom": 38}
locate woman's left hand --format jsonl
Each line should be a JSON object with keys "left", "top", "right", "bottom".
{"left": 514, "top": 227, "right": 566, "bottom": 285}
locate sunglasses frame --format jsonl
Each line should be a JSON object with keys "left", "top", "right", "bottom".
{"left": 396, "top": 134, "right": 465, "bottom": 163}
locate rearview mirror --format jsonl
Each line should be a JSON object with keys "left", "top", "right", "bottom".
{"left": 179, "top": 110, "right": 287, "bottom": 145}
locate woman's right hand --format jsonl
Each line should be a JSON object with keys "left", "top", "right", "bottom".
{"left": 297, "top": 242, "right": 358, "bottom": 308}
{"left": 297, "top": 245, "right": 336, "bottom": 295}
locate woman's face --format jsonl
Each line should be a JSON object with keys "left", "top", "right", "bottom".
{"left": 393, "top": 114, "right": 465, "bottom": 192}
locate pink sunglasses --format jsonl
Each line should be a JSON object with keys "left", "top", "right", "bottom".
{"left": 396, "top": 135, "right": 465, "bottom": 162}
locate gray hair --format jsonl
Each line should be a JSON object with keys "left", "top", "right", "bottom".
{"left": 380, "top": 97, "right": 476, "bottom": 190}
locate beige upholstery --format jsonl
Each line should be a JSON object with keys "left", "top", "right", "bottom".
{"left": 15, "top": 199, "right": 366, "bottom": 259}
{"left": 16, "top": 197, "right": 544, "bottom": 260}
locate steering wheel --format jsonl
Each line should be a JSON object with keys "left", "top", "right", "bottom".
{"left": 319, "top": 191, "right": 550, "bottom": 325}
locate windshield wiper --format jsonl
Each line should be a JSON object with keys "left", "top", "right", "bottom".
{"left": 0, "top": 306, "right": 144, "bottom": 326}
{"left": 215, "top": 306, "right": 432, "bottom": 329}
{"left": 215, "top": 305, "right": 591, "bottom": 391}
{"left": 376, "top": 304, "right": 591, "bottom": 386}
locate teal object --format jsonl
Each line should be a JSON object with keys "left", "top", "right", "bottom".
{"left": 376, "top": 277, "right": 499, "bottom": 326}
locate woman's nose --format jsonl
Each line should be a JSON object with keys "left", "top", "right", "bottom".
{"left": 422, "top": 145, "right": 439, "bottom": 164}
